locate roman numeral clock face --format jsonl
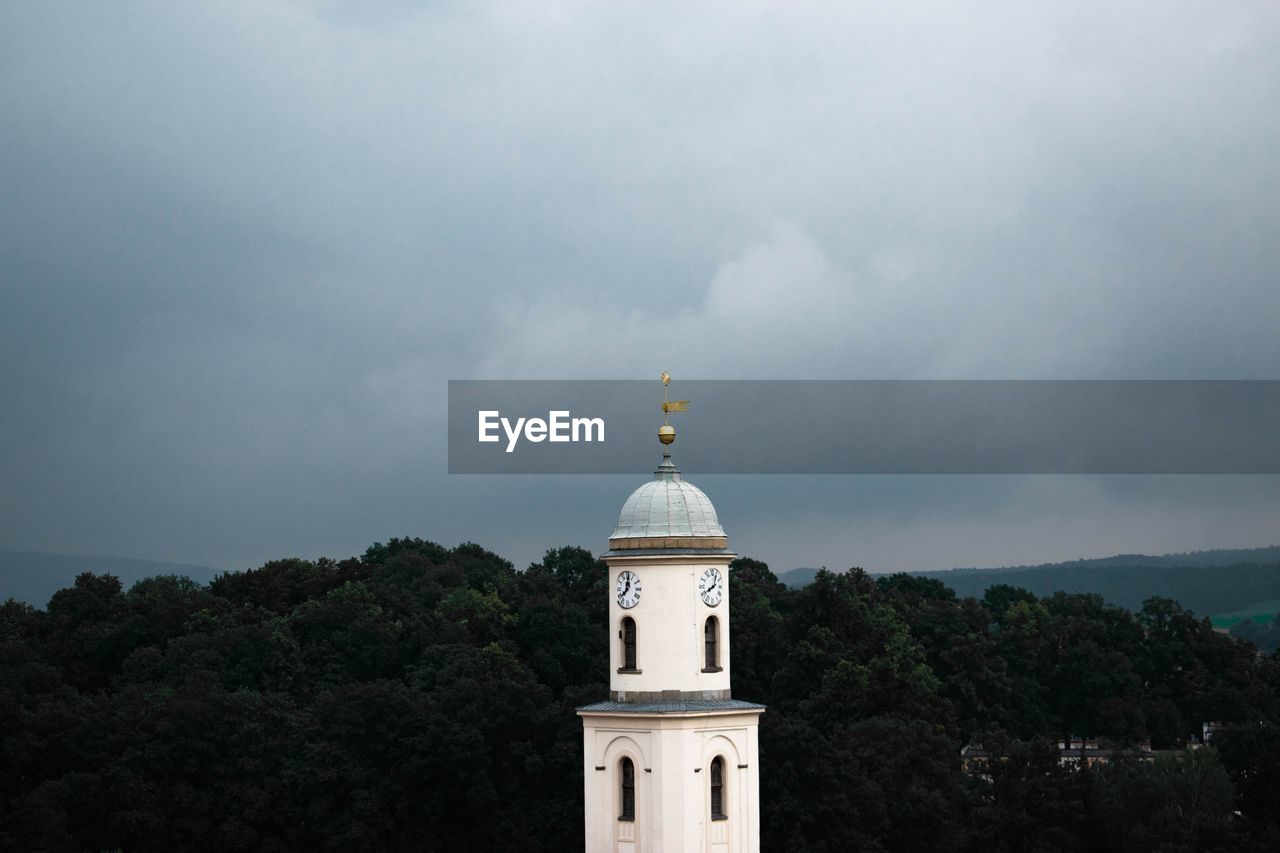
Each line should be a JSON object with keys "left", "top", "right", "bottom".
{"left": 699, "top": 568, "right": 723, "bottom": 606}
{"left": 615, "top": 571, "right": 641, "bottom": 609}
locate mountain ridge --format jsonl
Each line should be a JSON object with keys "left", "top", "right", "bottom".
{"left": 933, "top": 544, "right": 1280, "bottom": 575}
{"left": 776, "top": 546, "right": 1280, "bottom": 618}
{"left": 0, "top": 549, "right": 224, "bottom": 607}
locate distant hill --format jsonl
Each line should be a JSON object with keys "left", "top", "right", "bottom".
{"left": 1210, "top": 598, "right": 1280, "bottom": 630}
{"left": 0, "top": 550, "right": 223, "bottom": 607}
{"left": 936, "top": 545, "right": 1280, "bottom": 574}
{"left": 917, "top": 561, "right": 1280, "bottom": 617}
{"left": 910, "top": 546, "right": 1280, "bottom": 616}
{"left": 778, "top": 546, "right": 1280, "bottom": 619}
{"left": 777, "top": 567, "right": 822, "bottom": 589}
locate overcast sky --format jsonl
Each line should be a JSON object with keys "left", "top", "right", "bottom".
{"left": 2, "top": 1, "right": 1277, "bottom": 576}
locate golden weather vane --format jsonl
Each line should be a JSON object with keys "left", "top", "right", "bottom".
{"left": 658, "top": 371, "right": 689, "bottom": 446}
{"left": 660, "top": 372, "right": 689, "bottom": 421}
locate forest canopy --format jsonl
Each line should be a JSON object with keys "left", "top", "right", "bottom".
{"left": 3, "top": 539, "right": 1279, "bottom": 851}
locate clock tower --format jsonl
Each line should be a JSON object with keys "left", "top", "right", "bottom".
{"left": 578, "top": 378, "right": 764, "bottom": 853}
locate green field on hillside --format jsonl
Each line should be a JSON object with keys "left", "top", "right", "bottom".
{"left": 1211, "top": 598, "right": 1280, "bottom": 629}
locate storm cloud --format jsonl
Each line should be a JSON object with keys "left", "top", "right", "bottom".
{"left": 2, "top": 2, "right": 1277, "bottom": 574}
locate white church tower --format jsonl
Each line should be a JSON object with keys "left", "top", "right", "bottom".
{"left": 578, "top": 375, "right": 764, "bottom": 853}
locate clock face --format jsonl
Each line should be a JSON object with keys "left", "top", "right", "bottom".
{"left": 699, "top": 567, "right": 724, "bottom": 607}
{"left": 616, "top": 571, "right": 641, "bottom": 609}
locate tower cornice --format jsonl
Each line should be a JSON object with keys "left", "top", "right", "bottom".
{"left": 602, "top": 551, "right": 735, "bottom": 565}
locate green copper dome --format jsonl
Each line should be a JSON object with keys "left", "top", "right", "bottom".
{"left": 609, "top": 452, "right": 725, "bottom": 540}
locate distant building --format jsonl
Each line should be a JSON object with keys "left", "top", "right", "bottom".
{"left": 961, "top": 731, "right": 1206, "bottom": 776}
{"left": 1201, "top": 721, "right": 1224, "bottom": 744}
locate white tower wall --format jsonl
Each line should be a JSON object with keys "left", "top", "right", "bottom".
{"left": 606, "top": 554, "right": 732, "bottom": 700}
{"left": 581, "top": 709, "right": 762, "bottom": 853}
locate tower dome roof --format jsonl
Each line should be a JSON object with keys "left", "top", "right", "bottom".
{"left": 612, "top": 477, "right": 725, "bottom": 539}
{"left": 607, "top": 451, "right": 728, "bottom": 552}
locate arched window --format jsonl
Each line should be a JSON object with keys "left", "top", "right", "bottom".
{"left": 621, "top": 617, "right": 637, "bottom": 671}
{"left": 710, "top": 756, "right": 726, "bottom": 820}
{"left": 703, "top": 616, "right": 720, "bottom": 671}
{"left": 619, "top": 757, "right": 636, "bottom": 821}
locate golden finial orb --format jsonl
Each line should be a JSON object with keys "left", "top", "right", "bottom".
{"left": 658, "top": 423, "right": 676, "bottom": 445}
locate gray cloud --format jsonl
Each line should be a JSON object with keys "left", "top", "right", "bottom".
{"left": 1, "top": 2, "right": 1277, "bottom": 573}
